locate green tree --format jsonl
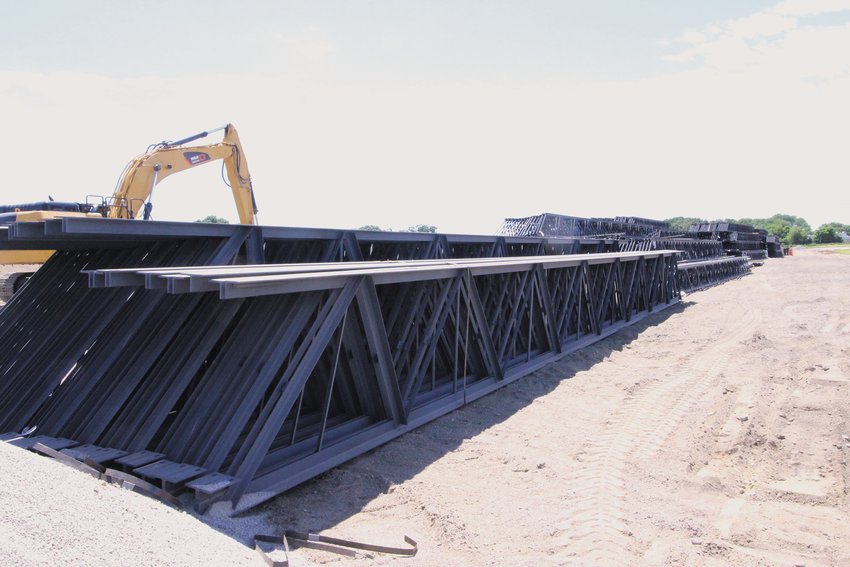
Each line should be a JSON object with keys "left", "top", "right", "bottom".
{"left": 759, "top": 214, "right": 812, "bottom": 237}
{"left": 722, "top": 213, "right": 812, "bottom": 241}
{"left": 772, "top": 214, "right": 812, "bottom": 233}
{"left": 763, "top": 219, "right": 791, "bottom": 240}
{"left": 665, "top": 217, "right": 706, "bottom": 232}
{"left": 407, "top": 224, "right": 437, "bottom": 233}
{"left": 357, "top": 225, "right": 383, "bottom": 231}
{"left": 813, "top": 225, "right": 842, "bottom": 244}
{"left": 195, "top": 215, "right": 230, "bottom": 224}
{"left": 821, "top": 222, "right": 850, "bottom": 235}
{"left": 785, "top": 226, "right": 811, "bottom": 246}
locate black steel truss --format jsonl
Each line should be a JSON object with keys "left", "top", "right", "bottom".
{"left": 766, "top": 236, "right": 785, "bottom": 258}
{"left": 1, "top": 218, "right": 617, "bottom": 259}
{"left": 676, "top": 257, "right": 751, "bottom": 291}
{"left": 688, "top": 222, "right": 768, "bottom": 261}
{"left": 498, "top": 213, "right": 678, "bottom": 238}
{"left": 0, "top": 219, "right": 678, "bottom": 514}
{"left": 618, "top": 237, "right": 725, "bottom": 261}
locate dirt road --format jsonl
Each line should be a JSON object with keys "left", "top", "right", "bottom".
{"left": 1, "top": 249, "right": 848, "bottom": 566}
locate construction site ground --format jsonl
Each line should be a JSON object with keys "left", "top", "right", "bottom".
{"left": 1, "top": 246, "right": 848, "bottom": 566}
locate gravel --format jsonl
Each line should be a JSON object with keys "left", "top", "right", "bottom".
{"left": 0, "top": 442, "right": 259, "bottom": 566}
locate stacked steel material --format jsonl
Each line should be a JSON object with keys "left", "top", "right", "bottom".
{"left": 688, "top": 222, "right": 767, "bottom": 261}
{"left": 616, "top": 222, "right": 756, "bottom": 290}
{"left": 728, "top": 231, "right": 766, "bottom": 261}
{"left": 584, "top": 216, "right": 673, "bottom": 238}
{"left": 613, "top": 216, "right": 671, "bottom": 231}
{"left": 498, "top": 213, "right": 676, "bottom": 238}
{"left": 675, "top": 256, "right": 751, "bottom": 291}
{"left": 766, "top": 235, "right": 785, "bottom": 258}
{"left": 498, "top": 213, "right": 590, "bottom": 237}
{"left": 498, "top": 213, "right": 751, "bottom": 290}
{"left": 0, "top": 218, "right": 678, "bottom": 514}
{"left": 689, "top": 221, "right": 753, "bottom": 234}
{"left": 755, "top": 229, "right": 769, "bottom": 260}
{"left": 498, "top": 213, "right": 729, "bottom": 258}
{"left": 618, "top": 237, "right": 724, "bottom": 261}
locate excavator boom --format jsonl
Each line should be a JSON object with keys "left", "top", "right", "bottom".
{"left": 109, "top": 123, "right": 258, "bottom": 225}
{"left": 0, "top": 123, "right": 260, "bottom": 302}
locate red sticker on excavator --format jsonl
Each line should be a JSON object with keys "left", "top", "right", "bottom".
{"left": 183, "top": 151, "right": 211, "bottom": 166}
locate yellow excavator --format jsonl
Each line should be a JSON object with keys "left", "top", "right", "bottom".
{"left": 0, "top": 123, "right": 258, "bottom": 302}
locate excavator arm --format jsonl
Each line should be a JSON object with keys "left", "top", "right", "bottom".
{"left": 108, "top": 124, "right": 258, "bottom": 224}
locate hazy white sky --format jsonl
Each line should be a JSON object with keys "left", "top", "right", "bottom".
{"left": 1, "top": 0, "right": 848, "bottom": 233}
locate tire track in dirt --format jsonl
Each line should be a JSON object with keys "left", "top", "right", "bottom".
{"left": 782, "top": 285, "right": 850, "bottom": 335}
{"left": 551, "top": 306, "right": 762, "bottom": 565}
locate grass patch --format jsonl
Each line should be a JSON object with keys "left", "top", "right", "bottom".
{"left": 808, "top": 247, "right": 850, "bottom": 255}
{"left": 801, "top": 242, "right": 850, "bottom": 248}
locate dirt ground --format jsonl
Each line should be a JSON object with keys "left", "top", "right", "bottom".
{"left": 2, "top": 247, "right": 849, "bottom": 566}
{"left": 0, "top": 442, "right": 259, "bottom": 566}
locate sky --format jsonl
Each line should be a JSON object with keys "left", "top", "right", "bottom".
{"left": 1, "top": 0, "right": 849, "bottom": 234}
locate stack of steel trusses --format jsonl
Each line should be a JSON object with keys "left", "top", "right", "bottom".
{"left": 498, "top": 213, "right": 751, "bottom": 290}
{"left": 674, "top": 256, "right": 751, "bottom": 291}
{"left": 688, "top": 222, "right": 768, "bottom": 261}
{"left": 766, "top": 235, "right": 785, "bottom": 258}
{"left": 618, "top": 237, "right": 724, "bottom": 261}
{"left": 498, "top": 213, "right": 676, "bottom": 238}
{"left": 0, "top": 218, "right": 678, "bottom": 514}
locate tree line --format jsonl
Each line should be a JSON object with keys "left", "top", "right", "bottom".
{"left": 193, "top": 216, "right": 439, "bottom": 234}
{"left": 665, "top": 214, "right": 848, "bottom": 246}
{"left": 357, "top": 224, "right": 437, "bottom": 233}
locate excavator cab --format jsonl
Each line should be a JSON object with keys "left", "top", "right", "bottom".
{"left": 84, "top": 194, "right": 145, "bottom": 219}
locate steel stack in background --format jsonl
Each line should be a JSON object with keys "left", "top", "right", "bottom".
{"left": 766, "top": 235, "right": 785, "bottom": 258}
{"left": 688, "top": 222, "right": 768, "bottom": 261}
{"left": 498, "top": 213, "right": 679, "bottom": 238}
{"left": 498, "top": 213, "right": 755, "bottom": 291}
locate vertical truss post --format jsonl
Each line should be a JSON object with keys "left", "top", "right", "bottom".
{"left": 356, "top": 277, "right": 407, "bottom": 425}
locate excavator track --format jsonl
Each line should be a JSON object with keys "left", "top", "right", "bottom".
{"left": 0, "top": 265, "right": 40, "bottom": 304}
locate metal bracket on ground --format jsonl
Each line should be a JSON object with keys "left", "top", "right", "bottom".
{"left": 253, "top": 531, "right": 417, "bottom": 566}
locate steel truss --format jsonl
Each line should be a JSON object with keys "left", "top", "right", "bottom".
{"left": 766, "top": 236, "right": 784, "bottom": 258}
{"left": 688, "top": 222, "right": 768, "bottom": 261}
{"left": 0, "top": 219, "right": 677, "bottom": 514}
{"left": 0, "top": 217, "right": 616, "bottom": 260}
{"left": 618, "top": 237, "right": 725, "bottom": 261}
{"left": 498, "top": 213, "right": 677, "bottom": 238}
{"left": 676, "top": 257, "right": 751, "bottom": 291}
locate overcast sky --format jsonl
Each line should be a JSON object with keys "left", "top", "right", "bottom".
{"left": 1, "top": 0, "right": 848, "bottom": 233}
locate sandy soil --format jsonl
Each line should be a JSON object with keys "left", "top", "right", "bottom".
{"left": 0, "top": 443, "right": 258, "bottom": 566}
{"left": 2, "top": 248, "right": 849, "bottom": 566}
